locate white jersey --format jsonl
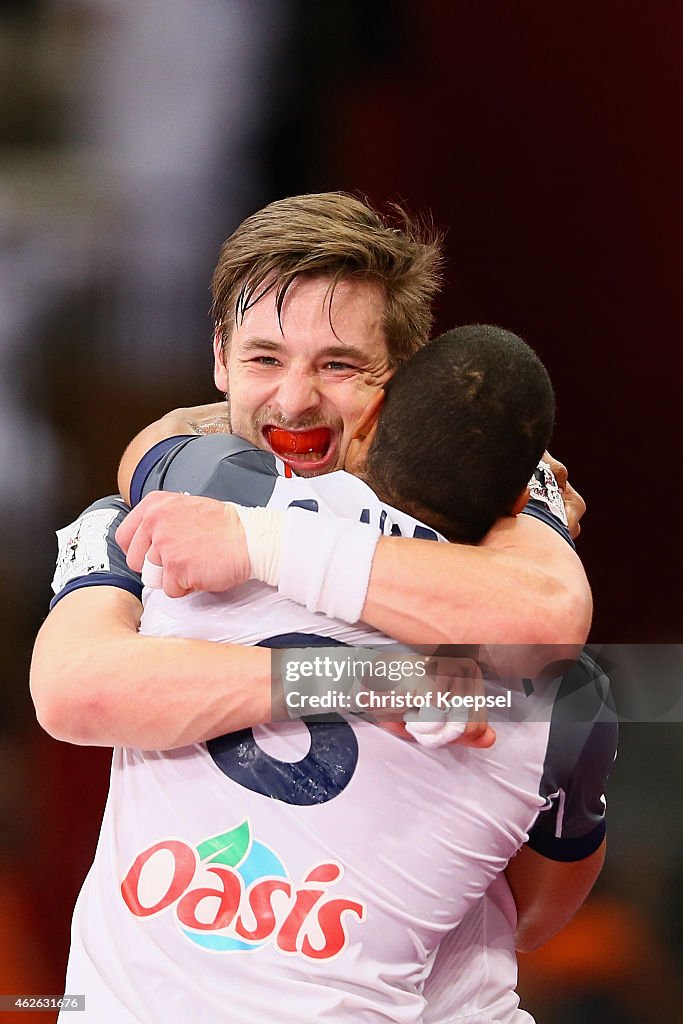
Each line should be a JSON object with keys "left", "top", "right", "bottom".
{"left": 52, "top": 435, "right": 615, "bottom": 1024}
{"left": 423, "top": 874, "right": 533, "bottom": 1024}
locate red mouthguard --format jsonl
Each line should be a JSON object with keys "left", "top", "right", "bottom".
{"left": 266, "top": 427, "right": 331, "bottom": 455}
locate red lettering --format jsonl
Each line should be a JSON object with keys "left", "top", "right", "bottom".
{"left": 121, "top": 840, "right": 196, "bottom": 917}
{"left": 175, "top": 866, "right": 242, "bottom": 931}
{"left": 122, "top": 844, "right": 364, "bottom": 961}
{"left": 304, "top": 864, "right": 341, "bottom": 884}
{"left": 275, "top": 863, "right": 345, "bottom": 953}
{"left": 276, "top": 888, "right": 326, "bottom": 953}
{"left": 234, "top": 878, "right": 292, "bottom": 941}
{"left": 301, "top": 898, "right": 366, "bottom": 960}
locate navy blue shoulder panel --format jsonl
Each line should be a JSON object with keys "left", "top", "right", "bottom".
{"left": 527, "top": 652, "right": 617, "bottom": 861}
{"left": 50, "top": 495, "right": 142, "bottom": 609}
{"left": 130, "top": 436, "right": 191, "bottom": 505}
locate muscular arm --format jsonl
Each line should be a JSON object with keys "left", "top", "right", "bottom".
{"left": 118, "top": 403, "right": 229, "bottom": 503}
{"left": 362, "top": 513, "right": 590, "bottom": 647}
{"left": 32, "top": 506, "right": 586, "bottom": 748}
{"left": 30, "top": 585, "right": 276, "bottom": 749}
{"left": 32, "top": 409, "right": 589, "bottom": 749}
{"left": 505, "top": 840, "right": 606, "bottom": 952}
{"left": 119, "top": 406, "right": 591, "bottom": 646}
{"left": 503, "top": 652, "right": 615, "bottom": 951}
{"left": 118, "top": 492, "right": 591, "bottom": 655}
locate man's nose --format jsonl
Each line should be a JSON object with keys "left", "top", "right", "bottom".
{"left": 273, "top": 368, "right": 321, "bottom": 420}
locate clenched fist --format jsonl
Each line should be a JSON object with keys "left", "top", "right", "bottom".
{"left": 116, "top": 491, "right": 252, "bottom": 597}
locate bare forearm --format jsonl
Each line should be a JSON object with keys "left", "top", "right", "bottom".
{"left": 361, "top": 517, "right": 592, "bottom": 647}
{"left": 505, "top": 841, "right": 606, "bottom": 952}
{"left": 118, "top": 403, "right": 230, "bottom": 501}
{"left": 116, "top": 495, "right": 592, "bottom": 653}
{"left": 146, "top": 402, "right": 231, "bottom": 438}
{"left": 30, "top": 588, "right": 274, "bottom": 750}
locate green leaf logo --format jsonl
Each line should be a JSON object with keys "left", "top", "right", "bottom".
{"left": 196, "top": 820, "right": 251, "bottom": 868}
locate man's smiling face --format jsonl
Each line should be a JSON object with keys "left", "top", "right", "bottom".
{"left": 214, "top": 275, "right": 392, "bottom": 476}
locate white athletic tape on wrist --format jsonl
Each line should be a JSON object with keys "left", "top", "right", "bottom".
{"left": 279, "top": 508, "right": 381, "bottom": 623}
{"left": 232, "top": 504, "right": 381, "bottom": 623}
{"left": 404, "top": 705, "right": 468, "bottom": 747}
{"left": 404, "top": 718, "right": 467, "bottom": 748}
{"left": 141, "top": 556, "right": 164, "bottom": 589}
{"left": 232, "top": 505, "right": 285, "bottom": 588}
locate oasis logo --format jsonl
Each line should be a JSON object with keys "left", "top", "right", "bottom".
{"left": 120, "top": 819, "right": 365, "bottom": 960}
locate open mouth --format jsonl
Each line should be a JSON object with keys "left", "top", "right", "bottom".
{"left": 264, "top": 426, "right": 333, "bottom": 466}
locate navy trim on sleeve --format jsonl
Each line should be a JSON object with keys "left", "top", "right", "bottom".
{"left": 521, "top": 500, "right": 576, "bottom": 549}
{"left": 49, "top": 572, "right": 143, "bottom": 610}
{"left": 526, "top": 819, "right": 606, "bottom": 862}
{"left": 130, "top": 436, "right": 192, "bottom": 506}
{"left": 138, "top": 433, "right": 281, "bottom": 507}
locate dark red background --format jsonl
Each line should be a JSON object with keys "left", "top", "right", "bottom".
{"left": 325, "top": 2, "right": 683, "bottom": 641}
{"left": 2, "top": 3, "right": 681, "bottom": 1017}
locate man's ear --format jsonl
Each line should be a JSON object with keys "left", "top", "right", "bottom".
{"left": 510, "top": 488, "right": 530, "bottom": 516}
{"left": 345, "top": 390, "right": 385, "bottom": 473}
{"left": 213, "top": 330, "right": 228, "bottom": 393}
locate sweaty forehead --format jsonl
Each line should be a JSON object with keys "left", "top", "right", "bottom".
{"left": 231, "top": 276, "right": 389, "bottom": 360}
{"left": 239, "top": 335, "right": 383, "bottom": 362}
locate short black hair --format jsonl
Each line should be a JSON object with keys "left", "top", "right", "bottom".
{"left": 363, "top": 324, "right": 555, "bottom": 542}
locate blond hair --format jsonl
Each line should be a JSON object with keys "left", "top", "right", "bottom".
{"left": 211, "top": 192, "right": 443, "bottom": 366}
